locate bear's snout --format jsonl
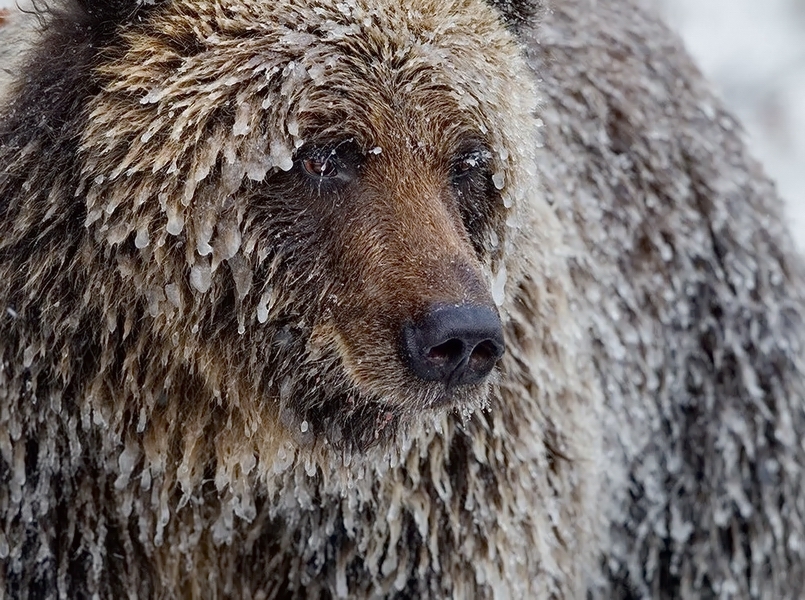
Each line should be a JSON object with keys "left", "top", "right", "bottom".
{"left": 400, "top": 304, "right": 504, "bottom": 387}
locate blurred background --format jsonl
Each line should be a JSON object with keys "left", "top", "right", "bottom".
{"left": 1, "top": 0, "right": 803, "bottom": 246}
{"left": 656, "top": 0, "right": 805, "bottom": 249}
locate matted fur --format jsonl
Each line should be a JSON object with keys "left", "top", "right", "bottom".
{"left": 0, "top": 1, "right": 599, "bottom": 598}
{"left": 530, "top": 1, "right": 805, "bottom": 597}
{"left": 1, "top": 0, "right": 805, "bottom": 599}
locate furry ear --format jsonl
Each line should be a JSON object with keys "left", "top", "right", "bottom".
{"left": 70, "top": 0, "right": 163, "bottom": 27}
{"left": 485, "top": 0, "right": 545, "bottom": 31}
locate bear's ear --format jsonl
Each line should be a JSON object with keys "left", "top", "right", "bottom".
{"left": 71, "top": 0, "right": 164, "bottom": 28}
{"left": 485, "top": 0, "right": 545, "bottom": 32}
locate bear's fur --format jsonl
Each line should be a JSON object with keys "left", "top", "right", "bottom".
{"left": 0, "top": 0, "right": 804, "bottom": 599}
{"left": 0, "top": 1, "right": 599, "bottom": 598}
{"left": 531, "top": 3, "right": 805, "bottom": 597}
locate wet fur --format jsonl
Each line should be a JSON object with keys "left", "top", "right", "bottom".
{"left": 1, "top": 0, "right": 804, "bottom": 599}
{"left": 0, "top": 1, "right": 596, "bottom": 598}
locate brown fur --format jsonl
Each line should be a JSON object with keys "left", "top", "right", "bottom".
{"left": 2, "top": 0, "right": 805, "bottom": 598}
{"left": 0, "top": 1, "right": 598, "bottom": 598}
{"left": 533, "top": 1, "right": 805, "bottom": 597}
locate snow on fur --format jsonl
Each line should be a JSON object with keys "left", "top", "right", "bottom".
{"left": 0, "top": 0, "right": 804, "bottom": 598}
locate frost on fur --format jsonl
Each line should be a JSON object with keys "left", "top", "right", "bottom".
{"left": 0, "top": 1, "right": 598, "bottom": 598}
{"left": 1, "top": 0, "right": 805, "bottom": 599}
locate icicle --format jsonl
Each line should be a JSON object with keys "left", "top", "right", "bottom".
{"left": 228, "top": 255, "right": 253, "bottom": 301}
{"left": 256, "top": 287, "right": 274, "bottom": 324}
{"left": 491, "top": 265, "right": 507, "bottom": 307}
{"left": 190, "top": 259, "right": 212, "bottom": 294}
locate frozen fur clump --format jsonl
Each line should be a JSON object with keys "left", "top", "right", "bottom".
{"left": 0, "top": 0, "right": 804, "bottom": 598}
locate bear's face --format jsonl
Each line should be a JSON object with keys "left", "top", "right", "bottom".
{"left": 77, "top": 0, "right": 540, "bottom": 450}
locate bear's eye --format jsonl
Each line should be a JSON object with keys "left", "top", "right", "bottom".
{"left": 451, "top": 148, "right": 493, "bottom": 183}
{"left": 296, "top": 140, "right": 362, "bottom": 187}
{"left": 302, "top": 155, "right": 339, "bottom": 178}
{"left": 448, "top": 144, "right": 499, "bottom": 258}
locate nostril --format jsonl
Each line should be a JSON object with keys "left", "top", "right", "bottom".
{"left": 400, "top": 304, "right": 505, "bottom": 388}
{"left": 468, "top": 340, "right": 498, "bottom": 372}
{"left": 426, "top": 339, "right": 465, "bottom": 367}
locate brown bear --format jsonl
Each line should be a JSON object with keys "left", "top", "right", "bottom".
{"left": 0, "top": 0, "right": 804, "bottom": 599}
{"left": 0, "top": 1, "right": 600, "bottom": 597}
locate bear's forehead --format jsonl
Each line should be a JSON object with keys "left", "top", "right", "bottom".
{"left": 110, "top": 0, "right": 517, "bottom": 109}
{"left": 94, "top": 0, "right": 521, "bottom": 153}
{"left": 123, "top": 0, "right": 513, "bottom": 65}
{"left": 151, "top": 0, "right": 507, "bottom": 42}
{"left": 84, "top": 0, "right": 537, "bottom": 190}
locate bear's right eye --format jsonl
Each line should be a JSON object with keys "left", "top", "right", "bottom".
{"left": 450, "top": 145, "right": 493, "bottom": 188}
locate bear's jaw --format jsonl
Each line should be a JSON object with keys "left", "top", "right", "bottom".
{"left": 272, "top": 368, "right": 497, "bottom": 453}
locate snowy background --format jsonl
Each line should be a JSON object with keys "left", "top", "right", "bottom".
{"left": 1, "top": 0, "right": 804, "bottom": 247}
{"left": 655, "top": 0, "right": 805, "bottom": 249}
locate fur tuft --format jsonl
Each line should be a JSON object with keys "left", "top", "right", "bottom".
{"left": 485, "top": 0, "right": 545, "bottom": 31}
{"left": 67, "top": 0, "right": 165, "bottom": 28}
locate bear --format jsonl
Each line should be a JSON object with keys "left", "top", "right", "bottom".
{"left": 0, "top": 1, "right": 600, "bottom": 598}
{"left": 1, "top": 0, "right": 804, "bottom": 599}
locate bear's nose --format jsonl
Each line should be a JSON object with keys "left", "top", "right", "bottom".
{"left": 400, "top": 304, "right": 505, "bottom": 387}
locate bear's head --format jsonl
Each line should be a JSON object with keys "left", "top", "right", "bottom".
{"left": 2, "top": 0, "right": 552, "bottom": 463}
{"left": 71, "top": 0, "right": 544, "bottom": 451}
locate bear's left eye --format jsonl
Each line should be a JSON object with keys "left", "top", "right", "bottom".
{"left": 302, "top": 155, "right": 339, "bottom": 178}
{"left": 296, "top": 140, "right": 362, "bottom": 187}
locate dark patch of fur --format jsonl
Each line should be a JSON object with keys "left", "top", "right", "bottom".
{"left": 72, "top": 0, "right": 159, "bottom": 23}
{"left": 31, "top": 0, "right": 166, "bottom": 34}
{"left": 484, "top": 0, "right": 545, "bottom": 31}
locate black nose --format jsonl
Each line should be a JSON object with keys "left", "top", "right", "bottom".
{"left": 400, "top": 304, "right": 505, "bottom": 387}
